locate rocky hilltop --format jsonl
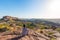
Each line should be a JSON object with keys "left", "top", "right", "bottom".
{"left": 0, "top": 16, "right": 60, "bottom": 40}
{"left": 1, "top": 16, "right": 19, "bottom": 21}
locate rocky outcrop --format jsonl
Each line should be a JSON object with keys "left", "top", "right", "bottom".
{"left": 2, "top": 16, "right": 18, "bottom": 21}
{"left": 0, "top": 29, "right": 60, "bottom": 40}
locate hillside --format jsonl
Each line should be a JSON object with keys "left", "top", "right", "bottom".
{"left": 0, "top": 16, "right": 60, "bottom": 40}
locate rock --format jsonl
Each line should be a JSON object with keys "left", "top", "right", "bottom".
{"left": 0, "top": 28, "right": 59, "bottom": 40}
{"left": 53, "top": 32, "right": 60, "bottom": 40}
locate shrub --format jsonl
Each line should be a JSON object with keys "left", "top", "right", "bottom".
{"left": 47, "top": 31, "right": 54, "bottom": 35}
{"left": 39, "top": 25, "right": 46, "bottom": 29}
{"left": 55, "top": 28, "right": 60, "bottom": 32}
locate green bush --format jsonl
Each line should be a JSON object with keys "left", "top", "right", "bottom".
{"left": 55, "top": 28, "right": 60, "bottom": 32}
{"left": 50, "top": 38, "right": 56, "bottom": 40}
{"left": 39, "top": 25, "right": 46, "bottom": 29}
{"left": 47, "top": 31, "right": 54, "bottom": 35}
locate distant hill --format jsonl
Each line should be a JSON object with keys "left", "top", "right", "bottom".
{"left": 26, "top": 19, "right": 60, "bottom": 27}
{"left": 44, "top": 19, "right": 60, "bottom": 24}
{"left": 0, "top": 16, "right": 60, "bottom": 28}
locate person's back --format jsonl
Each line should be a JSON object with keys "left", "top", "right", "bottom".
{"left": 22, "top": 24, "right": 28, "bottom": 36}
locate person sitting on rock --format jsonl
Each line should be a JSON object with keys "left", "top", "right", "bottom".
{"left": 22, "top": 24, "right": 28, "bottom": 36}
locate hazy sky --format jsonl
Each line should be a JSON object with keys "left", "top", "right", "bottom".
{"left": 0, "top": 0, "right": 60, "bottom": 18}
